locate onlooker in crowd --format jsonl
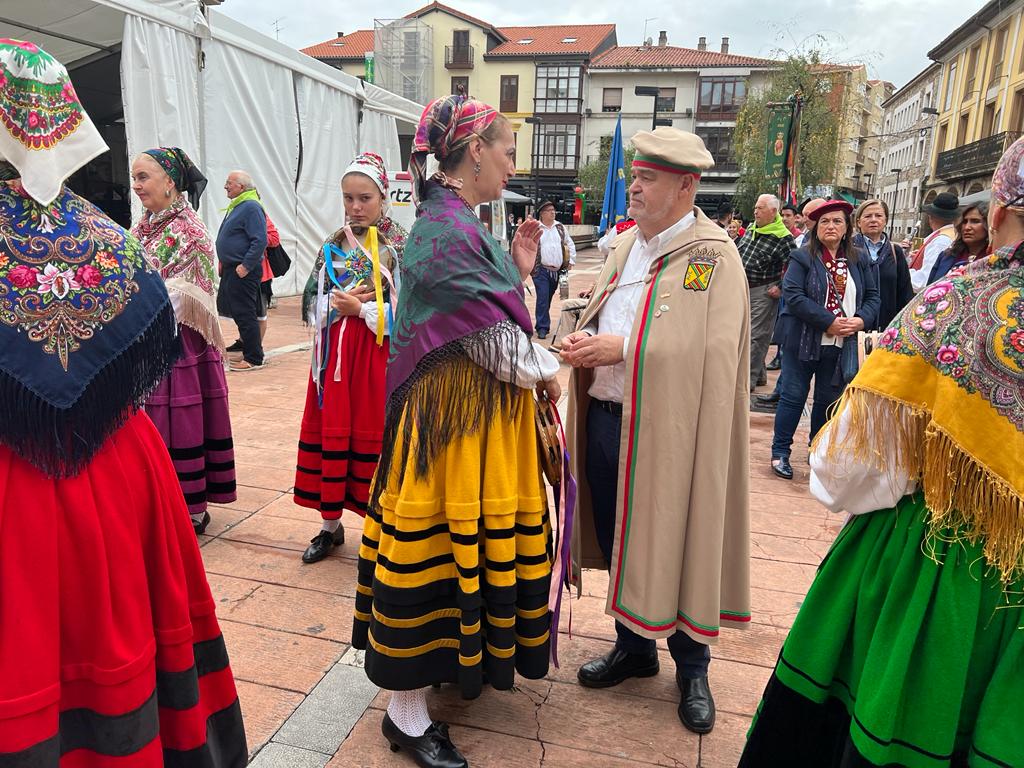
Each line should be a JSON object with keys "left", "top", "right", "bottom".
{"left": 794, "top": 197, "right": 824, "bottom": 248}
{"left": 737, "top": 194, "right": 796, "bottom": 390}
{"left": 928, "top": 202, "right": 989, "bottom": 283}
{"left": 907, "top": 192, "right": 959, "bottom": 290}
{"left": 851, "top": 199, "right": 914, "bottom": 330}
{"left": 260, "top": 212, "right": 280, "bottom": 317}
{"left": 563, "top": 127, "right": 750, "bottom": 738}
{"left": 769, "top": 200, "right": 879, "bottom": 480}
{"left": 781, "top": 203, "right": 800, "bottom": 236}
{"left": 216, "top": 170, "right": 267, "bottom": 370}
{"left": 532, "top": 200, "right": 576, "bottom": 339}
{"left": 727, "top": 217, "right": 742, "bottom": 242}
{"left": 716, "top": 202, "right": 733, "bottom": 228}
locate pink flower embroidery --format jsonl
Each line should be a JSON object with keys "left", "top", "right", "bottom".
{"left": 19, "top": 41, "right": 38, "bottom": 53}
{"left": 936, "top": 344, "right": 960, "bottom": 365}
{"left": 36, "top": 263, "right": 80, "bottom": 299}
{"left": 920, "top": 318, "right": 936, "bottom": 332}
{"left": 880, "top": 327, "right": 898, "bottom": 346}
{"left": 27, "top": 111, "right": 40, "bottom": 129}
{"left": 0, "top": 72, "right": 7, "bottom": 89}
{"left": 75, "top": 264, "right": 103, "bottom": 288}
{"left": 8, "top": 264, "right": 38, "bottom": 288}
{"left": 165, "top": 236, "right": 176, "bottom": 248}
{"left": 935, "top": 300, "right": 950, "bottom": 313}
{"left": 923, "top": 283, "right": 951, "bottom": 303}
{"left": 61, "top": 81, "right": 76, "bottom": 104}
{"left": 1010, "top": 329, "right": 1024, "bottom": 354}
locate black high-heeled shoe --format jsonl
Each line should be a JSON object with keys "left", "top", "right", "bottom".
{"left": 771, "top": 456, "right": 794, "bottom": 480}
{"left": 381, "top": 712, "right": 468, "bottom": 768}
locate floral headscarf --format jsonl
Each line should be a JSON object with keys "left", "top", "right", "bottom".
{"left": 343, "top": 152, "right": 391, "bottom": 214}
{"left": 409, "top": 94, "right": 497, "bottom": 203}
{"left": 142, "top": 146, "right": 208, "bottom": 209}
{"left": 0, "top": 38, "right": 107, "bottom": 205}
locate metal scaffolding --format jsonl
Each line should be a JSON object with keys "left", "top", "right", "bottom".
{"left": 373, "top": 18, "right": 433, "bottom": 106}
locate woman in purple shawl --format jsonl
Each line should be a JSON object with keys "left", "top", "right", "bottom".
{"left": 349, "top": 95, "right": 561, "bottom": 768}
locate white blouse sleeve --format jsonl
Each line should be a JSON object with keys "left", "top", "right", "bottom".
{"left": 358, "top": 301, "right": 391, "bottom": 335}
{"left": 809, "top": 406, "right": 917, "bottom": 516}
{"left": 464, "top": 329, "right": 560, "bottom": 389}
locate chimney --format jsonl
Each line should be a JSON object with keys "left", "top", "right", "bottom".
{"left": 721, "top": 36, "right": 729, "bottom": 54}
{"left": 658, "top": 30, "right": 668, "bottom": 47}
{"left": 697, "top": 36, "right": 707, "bottom": 51}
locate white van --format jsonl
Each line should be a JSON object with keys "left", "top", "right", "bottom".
{"left": 388, "top": 172, "right": 509, "bottom": 252}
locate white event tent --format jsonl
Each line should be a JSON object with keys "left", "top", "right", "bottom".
{"left": 0, "top": 0, "right": 423, "bottom": 294}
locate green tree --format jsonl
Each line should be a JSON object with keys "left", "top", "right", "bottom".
{"left": 577, "top": 143, "right": 635, "bottom": 224}
{"left": 733, "top": 49, "right": 841, "bottom": 217}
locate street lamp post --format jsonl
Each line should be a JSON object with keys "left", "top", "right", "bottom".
{"left": 862, "top": 172, "right": 873, "bottom": 198}
{"left": 524, "top": 116, "right": 542, "bottom": 210}
{"left": 635, "top": 85, "right": 661, "bottom": 130}
{"left": 890, "top": 168, "right": 903, "bottom": 237}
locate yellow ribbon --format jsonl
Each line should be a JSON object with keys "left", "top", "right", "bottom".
{"left": 368, "top": 226, "right": 385, "bottom": 346}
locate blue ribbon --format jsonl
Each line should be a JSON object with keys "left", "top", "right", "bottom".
{"left": 322, "top": 243, "right": 356, "bottom": 290}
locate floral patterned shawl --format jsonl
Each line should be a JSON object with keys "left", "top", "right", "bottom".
{"left": 131, "top": 196, "right": 223, "bottom": 349}
{"left": 822, "top": 242, "right": 1024, "bottom": 585}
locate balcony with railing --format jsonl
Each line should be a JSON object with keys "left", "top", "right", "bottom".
{"left": 445, "top": 45, "right": 474, "bottom": 69}
{"left": 936, "top": 131, "right": 1022, "bottom": 180}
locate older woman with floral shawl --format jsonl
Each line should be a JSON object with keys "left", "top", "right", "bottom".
{"left": 0, "top": 39, "right": 246, "bottom": 766}
{"left": 293, "top": 152, "right": 408, "bottom": 564}
{"left": 739, "top": 137, "right": 1024, "bottom": 766}
{"left": 131, "top": 146, "right": 236, "bottom": 535}
{"left": 350, "top": 95, "right": 559, "bottom": 768}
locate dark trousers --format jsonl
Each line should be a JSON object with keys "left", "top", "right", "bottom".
{"left": 217, "top": 267, "right": 264, "bottom": 365}
{"left": 531, "top": 267, "right": 558, "bottom": 337}
{"left": 585, "top": 400, "right": 711, "bottom": 679}
{"left": 771, "top": 343, "right": 843, "bottom": 459}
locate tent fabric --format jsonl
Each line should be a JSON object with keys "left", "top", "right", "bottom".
{"left": 359, "top": 110, "right": 402, "bottom": 173}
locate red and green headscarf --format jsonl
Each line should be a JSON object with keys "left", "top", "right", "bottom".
{"left": 409, "top": 94, "right": 497, "bottom": 203}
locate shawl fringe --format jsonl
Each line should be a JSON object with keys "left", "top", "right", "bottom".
{"left": 371, "top": 321, "right": 524, "bottom": 512}
{"left": 817, "top": 386, "right": 1024, "bottom": 585}
{"left": 171, "top": 288, "right": 225, "bottom": 352}
{"left": 0, "top": 301, "right": 180, "bottom": 478}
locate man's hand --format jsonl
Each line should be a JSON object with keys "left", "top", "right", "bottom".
{"left": 235, "top": 264, "right": 249, "bottom": 278}
{"left": 579, "top": 281, "right": 596, "bottom": 299}
{"left": 536, "top": 377, "right": 561, "bottom": 402}
{"left": 559, "top": 331, "right": 591, "bottom": 357}
{"left": 330, "top": 286, "right": 374, "bottom": 316}
{"left": 561, "top": 333, "right": 625, "bottom": 368}
{"left": 511, "top": 218, "right": 542, "bottom": 280}
{"left": 767, "top": 284, "right": 781, "bottom": 299}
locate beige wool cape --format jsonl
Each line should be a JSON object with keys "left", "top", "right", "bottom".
{"left": 568, "top": 207, "right": 751, "bottom": 644}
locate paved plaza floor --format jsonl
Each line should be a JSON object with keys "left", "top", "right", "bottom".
{"left": 204, "top": 246, "right": 840, "bottom": 767}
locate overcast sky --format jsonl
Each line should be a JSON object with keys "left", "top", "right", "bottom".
{"left": 220, "top": 0, "right": 986, "bottom": 88}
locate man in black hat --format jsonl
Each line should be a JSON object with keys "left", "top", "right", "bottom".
{"left": 532, "top": 200, "right": 576, "bottom": 339}
{"left": 908, "top": 191, "right": 959, "bottom": 291}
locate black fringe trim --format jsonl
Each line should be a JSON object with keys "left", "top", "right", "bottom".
{"left": 0, "top": 301, "right": 181, "bottom": 478}
{"left": 371, "top": 321, "right": 526, "bottom": 512}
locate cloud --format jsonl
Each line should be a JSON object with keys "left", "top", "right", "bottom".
{"left": 217, "top": 0, "right": 987, "bottom": 87}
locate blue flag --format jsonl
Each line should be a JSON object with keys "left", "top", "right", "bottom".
{"left": 599, "top": 113, "right": 628, "bottom": 235}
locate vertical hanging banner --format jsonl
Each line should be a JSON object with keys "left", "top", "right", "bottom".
{"left": 783, "top": 95, "right": 803, "bottom": 203}
{"left": 764, "top": 104, "right": 793, "bottom": 182}
{"left": 364, "top": 53, "right": 375, "bottom": 84}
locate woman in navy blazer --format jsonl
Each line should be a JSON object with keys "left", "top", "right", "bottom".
{"left": 771, "top": 200, "right": 880, "bottom": 479}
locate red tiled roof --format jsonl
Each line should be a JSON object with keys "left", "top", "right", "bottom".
{"left": 404, "top": 2, "right": 505, "bottom": 40}
{"left": 301, "top": 29, "right": 374, "bottom": 60}
{"left": 591, "top": 45, "right": 777, "bottom": 69}
{"left": 487, "top": 24, "right": 616, "bottom": 57}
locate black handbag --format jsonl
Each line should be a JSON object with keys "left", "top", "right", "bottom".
{"left": 266, "top": 243, "right": 291, "bottom": 277}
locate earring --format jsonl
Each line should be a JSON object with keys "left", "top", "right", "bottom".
{"left": 474, "top": 161, "right": 481, "bottom": 181}
{"left": 164, "top": 188, "right": 171, "bottom": 198}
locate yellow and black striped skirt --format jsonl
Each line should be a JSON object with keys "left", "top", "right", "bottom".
{"left": 351, "top": 390, "right": 552, "bottom": 698}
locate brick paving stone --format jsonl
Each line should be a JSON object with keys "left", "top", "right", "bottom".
{"left": 749, "top": 555, "right": 818, "bottom": 594}
{"left": 248, "top": 743, "right": 330, "bottom": 768}
{"left": 235, "top": 680, "right": 304, "bottom": 757}
{"left": 216, "top": 483, "right": 284, "bottom": 513}
{"left": 750, "top": 530, "right": 833, "bottom": 564}
{"left": 219, "top": 618, "right": 344, "bottom": 693}
{"left": 201, "top": 537, "right": 360, "bottom": 597}
{"left": 203, "top": 504, "right": 254, "bottom": 538}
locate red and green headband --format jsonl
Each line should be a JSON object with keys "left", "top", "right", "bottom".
{"left": 632, "top": 154, "right": 701, "bottom": 177}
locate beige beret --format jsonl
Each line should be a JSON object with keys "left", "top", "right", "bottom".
{"left": 630, "top": 127, "right": 715, "bottom": 175}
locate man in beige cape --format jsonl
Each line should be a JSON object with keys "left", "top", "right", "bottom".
{"left": 561, "top": 128, "right": 750, "bottom": 735}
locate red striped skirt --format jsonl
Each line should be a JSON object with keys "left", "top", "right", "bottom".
{"left": 0, "top": 412, "right": 247, "bottom": 766}
{"left": 294, "top": 318, "right": 388, "bottom": 520}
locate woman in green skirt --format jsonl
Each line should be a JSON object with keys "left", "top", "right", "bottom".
{"left": 739, "top": 140, "right": 1024, "bottom": 767}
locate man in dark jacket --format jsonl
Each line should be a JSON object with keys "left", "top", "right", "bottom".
{"left": 216, "top": 170, "right": 267, "bottom": 370}
{"left": 851, "top": 199, "right": 913, "bottom": 331}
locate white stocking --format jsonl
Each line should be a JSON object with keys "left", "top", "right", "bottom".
{"left": 321, "top": 519, "right": 341, "bottom": 534}
{"left": 387, "top": 688, "right": 432, "bottom": 737}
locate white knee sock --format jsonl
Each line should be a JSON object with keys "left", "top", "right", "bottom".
{"left": 191, "top": 511, "right": 207, "bottom": 524}
{"left": 387, "top": 688, "right": 432, "bottom": 737}
{"left": 321, "top": 519, "right": 341, "bottom": 534}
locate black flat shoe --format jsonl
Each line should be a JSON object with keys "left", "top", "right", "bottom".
{"left": 771, "top": 456, "right": 793, "bottom": 480}
{"left": 766, "top": 357, "right": 781, "bottom": 371}
{"left": 192, "top": 511, "right": 211, "bottom": 536}
{"left": 756, "top": 392, "right": 780, "bottom": 405}
{"left": 301, "top": 528, "right": 345, "bottom": 564}
{"left": 676, "top": 672, "right": 716, "bottom": 734}
{"left": 577, "top": 647, "right": 659, "bottom": 688}
{"left": 381, "top": 713, "right": 468, "bottom": 768}
{"left": 225, "top": 339, "right": 244, "bottom": 352}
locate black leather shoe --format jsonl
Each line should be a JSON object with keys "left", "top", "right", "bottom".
{"left": 676, "top": 672, "right": 716, "bottom": 734}
{"left": 192, "top": 511, "right": 211, "bottom": 536}
{"left": 577, "top": 647, "right": 660, "bottom": 688}
{"left": 766, "top": 356, "right": 781, "bottom": 371}
{"left": 756, "top": 392, "right": 780, "bottom": 405}
{"left": 381, "top": 713, "right": 468, "bottom": 768}
{"left": 301, "top": 528, "right": 345, "bottom": 563}
{"left": 771, "top": 456, "right": 794, "bottom": 480}
{"left": 225, "top": 339, "right": 244, "bottom": 352}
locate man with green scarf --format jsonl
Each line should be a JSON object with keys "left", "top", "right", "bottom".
{"left": 736, "top": 193, "right": 795, "bottom": 390}
{"left": 216, "top": 170, "right": 267, "bottom": 369}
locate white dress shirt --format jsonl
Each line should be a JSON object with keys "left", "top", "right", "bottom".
{"left": 909, "top": 233, "right": 952, "bottom": 291}
{"left": 821, "top": 270, "right": 858, "bottom": 348}
{"left": 538, "top": 222, "right": 576, "bottom": 269}
{"left": 584, "top": 211, "right": 696, "bottom": 403}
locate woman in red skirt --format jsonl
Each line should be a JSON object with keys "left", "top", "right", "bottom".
{"left": 296, "top": 152, "right": 407, "bottom": 563}
{"left": 0, "top": 39, "right": 247, "bottom": 766}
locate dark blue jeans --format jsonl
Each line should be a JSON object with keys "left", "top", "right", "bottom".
{"left": 771, "top": 343, "right": 844, "bottom": 459}
{"left": 585, "top": 401, "right": 711, "bottom": 679}
{"left": 531, "top": 268, "right": 558, "bottom": 337}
